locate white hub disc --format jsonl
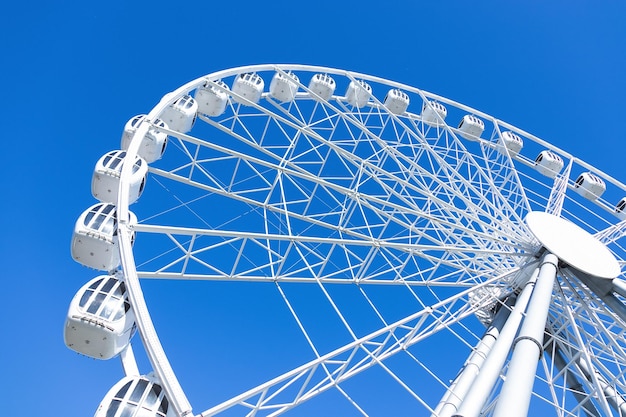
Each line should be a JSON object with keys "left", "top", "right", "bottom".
{"left": 525, "top": 211, "right": 620, "bottom": 279}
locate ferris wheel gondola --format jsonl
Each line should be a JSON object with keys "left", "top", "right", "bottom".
{"left": 64, "top": 274, "right": 136, "bottom": 360}
{"left": 65, "top": 65, "right": 626, "bottom": 417}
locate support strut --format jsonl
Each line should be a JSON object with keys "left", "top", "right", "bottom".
{"left": 432, "top": 297, "right": 515, "bottom": 417}
{"left": 491, "top": 253, "right": 558, "bottom": 417}
{"left": 453, "top": 266, "right": 541, "bottom": 417}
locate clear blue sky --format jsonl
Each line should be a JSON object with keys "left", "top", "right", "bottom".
{"left": 1, "top": 1, "right": 625, "bottom": 416}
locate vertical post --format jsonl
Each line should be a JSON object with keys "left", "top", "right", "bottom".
{"left": 453, "top": 266, "right": 540, "bottom": 417}
{"left": 492, "top": 253, "right": 558, "bottom": 417}
{"left": 432, "top": 297, "right": 515, "bottom": 417}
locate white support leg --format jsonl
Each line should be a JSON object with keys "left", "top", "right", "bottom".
{"left": 492, "top": 253, "right": 558, "bottom": 417}
{"left": 453, "top": 266, "right": 540, "bottom": 417}
{"left": 432, "top": 297, "right": 515, "bottom": 417}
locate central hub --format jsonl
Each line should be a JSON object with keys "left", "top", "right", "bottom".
{"left": 525, "top": 211, "right": 620, "bottom": 280}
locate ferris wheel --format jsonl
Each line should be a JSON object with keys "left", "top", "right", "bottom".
{"left": 65, "top": 64, "right": 626, "bottom": 417}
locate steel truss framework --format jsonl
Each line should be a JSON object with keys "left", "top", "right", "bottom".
{"left": 106, "top": 65, "right": 626, "bottom": 417}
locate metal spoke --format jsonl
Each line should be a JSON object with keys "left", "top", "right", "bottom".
{"left": 66, "top": 64, "right": 626, "bottom": 417}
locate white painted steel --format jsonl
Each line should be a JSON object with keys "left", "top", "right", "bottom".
{"left": 526, "top": 211, "right": 620, "bottom": 279}
{"left": 433, "top": 297, "right": 514, "bottom": 417}
{"left": 119, "top": 345, "right": 139, "bottom": 377}
{"left": 492, "top": 253, "right": 558, "bottom": 417}
{"left": 68, "top": 64, "right": 626, "bottom": 417}
{"left": 453, "top": 266, "right": 540, "bottom": 417}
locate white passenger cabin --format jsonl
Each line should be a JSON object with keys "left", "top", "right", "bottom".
{"left": 534, "top": 150, "right": 564, "bottom": 178}
{"left": 345, "top": 80, "right": 372, "bottom": 108}
{"left": 384, "top": 89, "right": 410, "bottom": 115}
{"left": 232, "top": 73, "right": 264, "bottom": 105}
{"left": 308, "top": 73, "right": 336, "bottom": 101}
{"left": 574, "top": 172, "right": 606, "bottom": 200}
{"left": 92, "top": 150, "right": 148, "bottom": 205}
{"left": 616, "top": 197, "right": 626, "bottom": 220}
{"left": 458, "top": 115, "right": 485, "bottom": 141}
{"left": 420, "top": 101, "right": 447, "bottom": 126}
{"left": 93, "top": 375, "right": 175, "bottom": 417}
{"left": 64, "top": 275, "right": 135, "bottom": 359}
{"left": 159, "top": 95, "right": 197, "bottom": 133}
{"left": 269, "top": 71, "right": 299, "bottom": 103}
{"left": 499, "top": 131, "right": 524, "bottom": 156}
{"left": 194, "top": 80, "right": 229, "bottom": 117}
{"left": 121, "top": 115, "right": 168, "bottom": 163}
{"left": 71, "top": 203, "right": 137, "bottom": 271}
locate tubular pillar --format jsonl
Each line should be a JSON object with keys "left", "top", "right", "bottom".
{"left": 492, "top": 253, "right": 558, "bottom": 417}
{"left": 453, "top": 266, "right": 540, "bottom": 417}
{"left": 432, "top": 297, "right": 515, "bottom": 417}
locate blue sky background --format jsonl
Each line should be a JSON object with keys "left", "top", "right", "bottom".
{"left": 1, "top": 1, "right": 626, "bottom": 416}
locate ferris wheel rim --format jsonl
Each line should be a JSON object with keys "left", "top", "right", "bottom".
{"left": 107, "top": 64, "right": 626, "bottom": 417}
{"left": 120, "top": 63, "right": 626, "bottom": 196}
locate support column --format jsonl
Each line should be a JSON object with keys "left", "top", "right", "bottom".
{"left": 453, "top": 265, "right": 540, "bottom": 417}
{"left": 492, "top": 253, "right": 558, "bottom": 417}
{"left": 432, "top": 297, "right": 515, "bottom": 417}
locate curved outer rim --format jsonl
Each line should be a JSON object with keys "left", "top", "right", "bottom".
{"left": 129, "top": 64, "right": 626, "bottom": 193}
{"left": 115, "top": 64, "right": 626, "bottom": 417}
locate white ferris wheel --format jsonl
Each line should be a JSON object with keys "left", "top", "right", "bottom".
{"left": 66, "top": 64, "right": 626, "bottom": 417}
